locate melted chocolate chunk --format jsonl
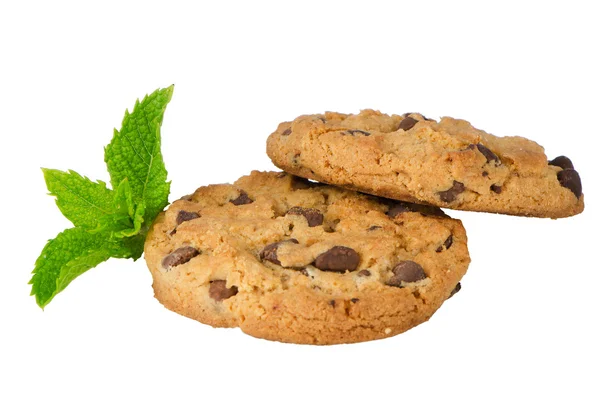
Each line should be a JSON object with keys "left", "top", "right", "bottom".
{"left": 162, "top": 247, "right": 200, "bottom": 270}
{"left": 260, "top": 239, "right": 299, "bottom": 265}
{"left": 387, "top": 261, "right": 427, "bottom": 287}
{"left": 438, "top": 181, "right": 465, "bottom": 203}
{"left": 490, "top": 184, "right": 502, "bottom": 194}
{"left": 475, "top": 143, "right": 500, "bottom": 164}
{"left": 176, "top": 210, "right": 200, "bottom": 225}
{"left": 549, "top": 156, "right": 574, "bottom": 170}
{"left": 398, "top": 116, "right": 418, "bottom": 131}
{"left": 557, "top": 169, "right": 582, "bottom": 198}
{"left": 314, "top": 246, "right": 360, "bottom": 272}
{"left": 209, "top": 280, "right": 238, "bottom": 301}
{"left": 436, "top": 235, "right": 453, "bottom": 252}
{"left": 357, "top": 269, "right": 371, "bottom": 277}
{"left": 286, "top": 207, "right": 324, "bottom": 227}
{"left": 344, "top": 129, "right": 371, "bottom": 136}
{"left": 448, "top": 283, "right": 462, "bottom": 299}
{"left": 230, "top": 190, "right": 254, "bottom": 205}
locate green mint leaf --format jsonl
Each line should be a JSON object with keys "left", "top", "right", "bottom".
{"left": 43, "top": 168, "right": 114, "bottom": 229}
{"left": 109, "top": 178, "right": 146, "bottom": 238}
{"left": 115, "top": 202, "right": 146, "bottom": 238}
{"left": 92, "top": 178, "right": 146, "bottom": 239}
{"left": 113, "top": 177, "right": 135, "bottom": 218}
{"left": 120, "top": 234, "right": 146, "bottom": 261}
{"left": 30, "top": 227, "right": 134, "bottom": 308}
{"left": 104, "top": 86, "right": 173, "bottom": 224}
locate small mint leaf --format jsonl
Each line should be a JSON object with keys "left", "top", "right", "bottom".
{"left": 30, "top": 228, "right": 134, "bottom": 308}
{"left": 113, "top": 177, "right": 135, "bottom": 218}
{"left": 104, "top": 86, "right": 173, "bottom": 224}
{"left": 113, "top": 203, "right": 146, "bottom": 238}
{"left": 43, "top": 169, "right": 114, "bottom": 229}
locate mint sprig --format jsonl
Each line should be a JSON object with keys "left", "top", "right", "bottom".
{"left": 105, "top": 86, "right": 172, "bottom": 224}
{"left": 31, "top": 86, "right": 174, "bottom": 308}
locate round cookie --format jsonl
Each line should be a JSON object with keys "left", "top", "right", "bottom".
{"left": 266, "top": 110, "right": 584, "bottom": 218}
{"left": 144, "top": 171, "right": 470, "bottom": 345}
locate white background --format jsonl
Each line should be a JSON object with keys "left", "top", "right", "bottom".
{"left": 1, "top": 1, "right": 598, "bottom": 396}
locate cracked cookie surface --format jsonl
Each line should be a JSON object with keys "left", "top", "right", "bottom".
{"left": 144, "top": 171, "right": 470, "bottom": 345}
{"left": 266, "top": 110, "right": 584, "bottom": 218}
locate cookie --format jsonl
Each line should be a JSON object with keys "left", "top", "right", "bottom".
{"left": 266, "top": 110, "right": 584, "bottom": 218}
{"left": 144, "top": 171, "right": 470, "bottom": 345}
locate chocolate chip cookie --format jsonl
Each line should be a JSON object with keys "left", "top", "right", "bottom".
{"left": 266, "top": 110, "right": 584, "bottom": 218}
{"left": 144, "top": 171, "right": 470, "bottom": 345}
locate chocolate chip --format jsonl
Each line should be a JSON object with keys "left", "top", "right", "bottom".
{"left": 444, "top": 235, "right": 454, "bottom": 249}
{"left": 387, "top": 261, "right": 427, "bottom": 286}
{"left": 314, "top": 246, "right": 360, "bottom": 272}
{"left": 260, "top": 239, "right": 299, "bottom": 265}
{"left": 351, "top": 298, "right": 360, "bottom": 303}
{"left": 438, "top": 181, "right": 465, "bottom": 203}
{"left": 260, "top": 242, "right": 281, "bottom": 265}
{"left": 329, "top": 300, "right": 336, "bottom": 308}
{"left": 368, "top": 225, "right": 382, "bottom": 231}
{"left": 398, "top": 117, "right": 418, "bottom": 131}
{"left": 448, "top": 283, "right": 461, "bottom": 299}
{"left": 230, "top": 190, "right": 253, "bottom": 205}
{"left": 482, "top": 171, "right": 489, "bottom": 177}
{"left": 344, "top": 129, "right": 371, "bottom": 136}
{"left": 162, "top": 246, "right": 200, "bottom": 270}
{"left": 490, "top": 184, "right": 502, "bottom": 194}
{"left": 436, "top": 235, "right": 453, "bottom": 252}
{"left": 549, "top": 155, "right": 574, "bottom": 170}
{"left": 209, "top": 280, "right": 238, "bottom": 301}
{"left": 557, "top": 169, "right": 582, "bottom": 198}
{"left": 176, "top": 210, "right": 200, "bottom": 225}
{"left": 357, "top": 269, "right": 371, "bottom": 277}
{"left": 277, "top": 172, "right": 288, "bottom": 178}
{"left": 286, "top": 207, "right": 324, "bottom": 227}
{"left": 475, "top": 143, "right": 500, "bottom": 164}
{"left": 282, "top": 128, "right": 292, "bottom": 136}
{"left": 386, "top": 201, "right": 446, "bottom": 218}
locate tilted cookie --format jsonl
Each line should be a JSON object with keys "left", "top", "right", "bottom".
{"left": 144, "top": 171, "right": 470, "bottom": 345}
{"left": 266, "top": 110, "right": 583, "bottom": 218}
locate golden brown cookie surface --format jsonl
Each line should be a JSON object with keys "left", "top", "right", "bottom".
{"left": 266, "top": 110, "right": 584, "bottom": 218}
{"left": 144, "top": 171, "right": 470, "bottom": 344}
